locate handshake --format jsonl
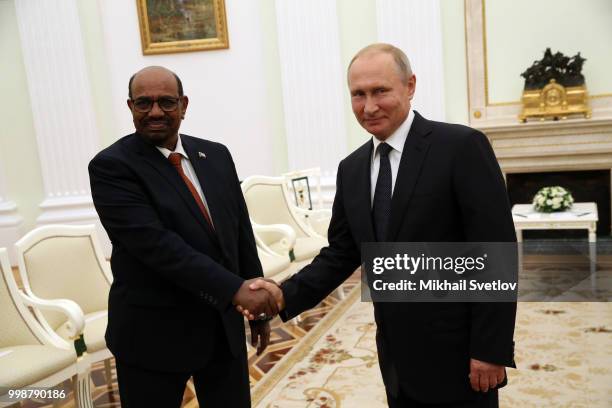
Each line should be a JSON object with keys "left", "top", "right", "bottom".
{"left": 232, "top": 278, "right": 285, "bottom": 321}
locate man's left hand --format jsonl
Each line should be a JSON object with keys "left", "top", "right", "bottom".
{"left": 249, "top": 321, "right": 271, "bottom": 356}
{"left": 469, "top": 358, "right": 505, "bottom": 392}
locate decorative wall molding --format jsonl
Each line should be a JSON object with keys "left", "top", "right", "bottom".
{"left": 14, "top": 0, "right": 100, "bottom": 228}
{"left": 465, "top": 0, "right": 612, "bottom": 127}
{"left": 274, "top": 0, "right": 347, "bottom": 176}
{"left": 376, "top": 0, "right": 446, "bottom": 121}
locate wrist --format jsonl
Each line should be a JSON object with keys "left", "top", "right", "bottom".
{"left": 231, "top": 280, "right": 246, "bottom": 304}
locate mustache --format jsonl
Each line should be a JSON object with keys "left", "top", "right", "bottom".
{"left": 143, "top": 119, "right": 170, "bottom": 125}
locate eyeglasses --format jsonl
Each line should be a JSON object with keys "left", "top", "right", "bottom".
{"left": 131, "top": 97, "right": 180, "bottom": 113}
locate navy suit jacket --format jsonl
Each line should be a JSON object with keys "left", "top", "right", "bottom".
{"left": 280, "top": 112, "right": 517, "bottom": 403}
{"left": 89, "top": 133, "right": 262, "bottom": 372}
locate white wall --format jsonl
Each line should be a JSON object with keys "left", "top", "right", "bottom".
{"left": 0, "top": 0, "right": 43, "bottom": 235}
{"left": 274, "top": 0, "right": 348, "bottom": 176}
{"left": 486, "top": 0, "right": 612, "bottom": 104}
{"left": 440, "top": 0, "right": 469, "bottom": 125}
{"left": 97, "top": 0, "right": 275, "bottom": 179}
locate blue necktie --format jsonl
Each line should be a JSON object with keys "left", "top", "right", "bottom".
{"left": 373, "top": 143, "right": 393, "bottom": 242}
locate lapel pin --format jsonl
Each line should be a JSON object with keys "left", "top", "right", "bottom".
{"left": 198, "top": 151, "right": 206, "bottom": 159}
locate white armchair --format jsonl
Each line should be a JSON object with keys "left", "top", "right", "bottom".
{"left": 283, "top": 167, "right": 332, "bottom": 237}
{"left": 0, "top": 248, "right": 93, "bottom": 408}
{"left": 242, "top": 176, "right": 328, "bottom": 261}
{"left": 14, "top": 224, "right": 114, "bottom": 388}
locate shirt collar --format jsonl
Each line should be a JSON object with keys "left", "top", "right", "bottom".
{"left": 371, "top": 109, "right": 414, "bottom": 160}
{"left": 156, "top": 134, "right": 188, "bottom": 159}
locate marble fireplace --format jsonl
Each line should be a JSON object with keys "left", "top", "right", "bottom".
{"left": 480, "top": 118, "right": 612, "bottom": 239}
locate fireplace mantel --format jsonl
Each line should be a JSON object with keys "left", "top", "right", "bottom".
{"left": 478, "top": 118, "right": 612, "bottom": 175}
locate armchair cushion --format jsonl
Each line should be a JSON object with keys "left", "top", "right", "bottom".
{"left": 0, "top": 345, "right": 74, "bottom": 389}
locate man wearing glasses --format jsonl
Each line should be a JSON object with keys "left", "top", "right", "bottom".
{"left": 88, "top": 66, "right": 276, "bottom": 407}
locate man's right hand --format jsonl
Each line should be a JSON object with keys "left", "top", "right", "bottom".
{"left": 232, "top": 278, "right": 279, "bottom": 320}
{"left": 235, "top": 278, "right": 285, "bottom": 320}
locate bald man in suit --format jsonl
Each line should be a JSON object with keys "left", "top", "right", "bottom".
{"left": 89, "top": 66, "right": 277, "bottom": 407}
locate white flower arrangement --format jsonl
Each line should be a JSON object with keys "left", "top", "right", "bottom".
{"left": 532, "top": 186, "right": 574, "bottom": 212}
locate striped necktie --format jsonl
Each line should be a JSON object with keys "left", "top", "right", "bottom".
{"left": 168, "top": 152, "right": 215, "bottom": 230}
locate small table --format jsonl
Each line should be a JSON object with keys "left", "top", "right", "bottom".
{"left": 512, "top": 202, "right": 598, "bottom": 277}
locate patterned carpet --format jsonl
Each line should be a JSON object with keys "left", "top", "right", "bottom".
{"left": 255, "top": 292, "right": 612, "bottom": 408}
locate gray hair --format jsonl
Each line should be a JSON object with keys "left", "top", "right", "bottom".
{"left": 348, "top": 43, "right": 413, "bottom": 84}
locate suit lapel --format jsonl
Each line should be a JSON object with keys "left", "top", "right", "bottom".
{"left": 182, "top": 136, "right": 231, "bottom": 255}
{"left": 350, "top": 141, "right": 376, "bottom": 243}
{"left": 129, "top": 134, "right": 217, "bottom": 241}
{"left": 387, "top": 112, "right": 432, "bottom": 241}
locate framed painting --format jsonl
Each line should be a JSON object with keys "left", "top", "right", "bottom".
{"left": 136, "top": 0, "right": 229, "bottom": 55}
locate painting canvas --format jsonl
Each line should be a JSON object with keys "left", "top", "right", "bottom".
{"left": 136, "top": 0, "right": 229, "bottom": 55}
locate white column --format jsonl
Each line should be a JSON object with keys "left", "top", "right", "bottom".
{"left": 376, "top": 0, "right": 446, "bottom": 121}
{"left": 275, "top": 0, "right": 347, "bottom": 176}
{"left": 14, "top": 0, "right": 100, "bottom": 226}
{"left": 0, "top": 170, "right": 23, "bottom": 264}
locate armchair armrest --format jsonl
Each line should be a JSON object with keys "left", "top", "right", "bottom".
{"left": 19, "top": 291, "right": 85, "bottom": 339}
{"left": 251, "top": 220, "right": 297, "bottom": 254}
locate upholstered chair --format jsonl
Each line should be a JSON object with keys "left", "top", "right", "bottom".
{"left": 14, "top": 225, "right": 114, "bottom": 388}
{"left": 242, "top": 176, "right": 329, "bottom": 262}
{"left": 0, "top": 248, "right": 93, "bottom": 408}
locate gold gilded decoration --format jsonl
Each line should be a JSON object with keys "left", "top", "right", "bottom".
{"left": 136, "top": 0, "right": 229, "bottom": 55}
{"left": 473, "top": 110, "right": 482, "bottom": 119}
{"left": 519, "top": 80, "right": 591, "bottom": 122}
{"left": 519, "top": 48, "right": 591, "bottom": 122}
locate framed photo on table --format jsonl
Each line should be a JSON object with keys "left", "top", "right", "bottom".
{"left": 291, "top": 177, "right": 313, "bottom": 211}
{"left": 136, "top": 0, "right": 229, "bottom": 55}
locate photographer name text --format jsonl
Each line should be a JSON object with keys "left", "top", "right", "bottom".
{"left": 372, "top": 279, "right": 517, "bottom": 291}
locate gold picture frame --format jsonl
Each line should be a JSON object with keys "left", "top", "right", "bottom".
{"left": 136, "top": 0, "right": 229, "bottom": 55}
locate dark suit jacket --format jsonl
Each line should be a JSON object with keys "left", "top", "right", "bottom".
{"left": 280, "top": 112, "right": 517, "bottom": 403}
{"left": 89, "top": 133, "right": 262, "bottom": 372}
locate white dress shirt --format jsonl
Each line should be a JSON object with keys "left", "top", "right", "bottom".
{"left": 370, "top": 109, "right": 415, "bottom": 207}
{"left": 157, "top": 135, "right": 214, "bottom": 226}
